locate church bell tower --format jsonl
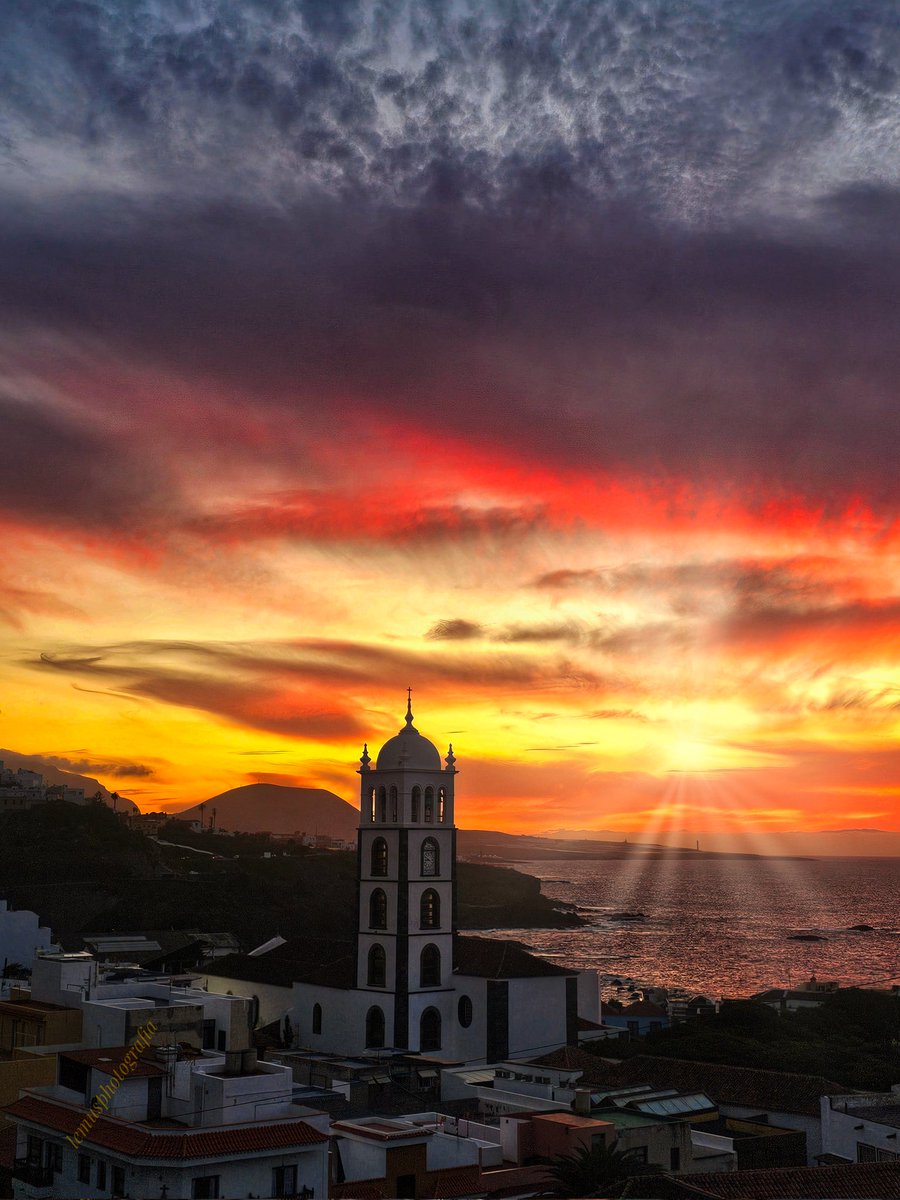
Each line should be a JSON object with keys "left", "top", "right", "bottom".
{"left": 356, "top": 693, "right": 457, "bottom": 1051}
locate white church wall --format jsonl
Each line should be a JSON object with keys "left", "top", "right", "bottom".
{"left": 507, "top": 976, "right": 569, "bottom": 1058}
{"left": 0, "top": 902, "right": 58, "bottom": 970}
{"left": 577, "top": 969, "right": 601, "bottom": 1023}
{"left": 292, "top": 982, "right": 395, "bottom": 1056}
{"left": 445, "top": 977, "right": 489, "bottom": 1061}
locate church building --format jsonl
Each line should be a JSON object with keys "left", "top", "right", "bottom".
{"left": 289, "top": 698, "right": 601, "bottom": 1061}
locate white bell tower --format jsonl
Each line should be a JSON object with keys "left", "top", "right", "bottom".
{"left": 356, "top": 692, "right": 457, "bottom": 1051}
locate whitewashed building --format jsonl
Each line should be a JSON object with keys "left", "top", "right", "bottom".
{"left": 6, "top": 1042, "right": 329, "bottom": 1198}
{"left": 0, "top": 901, "right": 59, "bottom": 975}
{"left": 283, "top": 697, "right": 600, "bottom": 1060}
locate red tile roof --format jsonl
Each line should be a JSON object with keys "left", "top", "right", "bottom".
{"left": 480, "top": 1163, "right": 554, "bottom": 1198}
{"left": 639, "top": 1162, "right": 900, "bottom": 1199}
{"left": 530, "top": 1049, "right": 847, "bottom": 1117}
{"left": 622, "top": 1000, "right": 668, "bottom": 1017}
{"left": 61, "top": 1048, "right": 167, "bottom": 1078}
{"left": 3, "top": 1094, "right": 327, "bottom": 1159}
{"left": 455, "top": 935, "right": 576, "bottom": 978}
{"left": 0, "top": 1126, "right": 17, "bottom": 1170}
{"left": 577, "top": 1015, "right": 605, "bottom": 1030}
{"left": 427, "top": 1164, "right": 483, "bottom": 1197}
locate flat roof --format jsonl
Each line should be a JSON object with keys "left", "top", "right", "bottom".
{"left": 592, "top": 1107, "right": 668, "bottom": 1129}
{"left": 61, "top": 1049, "right": 167, "bottom": 1079}
{"left": 533, "top": 1112, "right": 613, "bottom": 1129}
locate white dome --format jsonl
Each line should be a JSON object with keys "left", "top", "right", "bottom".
{"left": 375, "top": 698, "right": 442, "bottom": 770}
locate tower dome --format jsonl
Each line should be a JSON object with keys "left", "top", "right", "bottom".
{"left": 375, "top": 693, "right": 442, "bottom": 770}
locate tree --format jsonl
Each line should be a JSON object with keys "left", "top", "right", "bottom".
{"left": 541, "top": 1140, "right": 662, "bottom": 1199}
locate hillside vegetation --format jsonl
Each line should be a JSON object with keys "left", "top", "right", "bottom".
{"left": 610, "top": 994, "right": 900, "bottom": 1091}
{"left": 0, "top": 803, "right": 579, "bottom": 948}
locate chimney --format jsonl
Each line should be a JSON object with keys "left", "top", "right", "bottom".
{"left": 573, "top": 1088, "right": 592, "bottom": 1115}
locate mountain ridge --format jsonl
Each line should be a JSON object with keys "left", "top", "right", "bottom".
{"left": 175, "top": 783, "right": 359, "bottom": 839}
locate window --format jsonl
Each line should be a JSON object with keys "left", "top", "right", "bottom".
{"left": 390, "top": 785, "right": 398, "bottom": 822}
{"left": 369, "top": 888, "right": 388, "bottom": 929}
{"left": 421, "top": 837, "right": 439, "bottom": 876}
{"left": 420, "top": 1007, "right": 441, "bottom": 1051}
{"left": 49, "top": 1143, "right": 62, "bottom": 1172}
{"left": 858, "top": 1143, "right": 900, "bottom": 1163}
{"left": 627, "top": 1020, "right": 639, "bottom": 1037}
{"left": 202, "top": 1018, "right": 216, "bottom": 1049}
{"left": 458, "top": 995, "right": 473, "bottom": 1027}
{"left": 192, "top": 1176, "right": 220, "bottom": 1199}
{"left": 217, "top": 1029, "right": 226, "bottom": 1052}
{"left": 438, "top": 786, "right": 446, "bottom": 822}
{"left": 420, "top": 888, "right": 440, "bottom": 928}
{"left": 411, "top": 786, "right": 421, "bottom": 821}
{"left": 78, "top": 1155, "right": 91, "bottom": 1184}
{"left": 112, "top": 1165, "right": 127, "bottom": 1196}
{"left": 368, "top": 787, "right": 376, "bottom": 821}
{"left": 273, "top": 1164, "right": 298, "bottom": 1198}
{"left": 96, "top": 1160, "right": 107, "bottom": 1190}
{"left": 377, "top": 786, "right": 386, "bottom": 822}
{"left": 366, "top": 1005, "right": 385, "bottom": 1049}
{"left": 670, "top": 1148, "right": 681, "bottom": 1171}
{"left": 371, "top": 837, "right": 388, "bottom": 876}
{"left": 629, "top": 1147, "right": 648, "bottom": 1166}
{"left": 424, "top": 786, "right": 434, "bottom": 822}
{"left": 312, "top": 1003, "right": 322, "bottom": 1035}
{"left": 368, "top": 943, "right": 386, "bottom": 988}
{"left": 420, "top": 943, "right": 441, "bottom": 987}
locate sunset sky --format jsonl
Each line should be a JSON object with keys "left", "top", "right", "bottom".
{"left": 1, "top": 1, "right": 898, "bottom": 842}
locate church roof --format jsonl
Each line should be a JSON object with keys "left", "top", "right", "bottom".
{"left": 454, "top": 936, "right": 577, "bottom": 979}
{"left": 375, "top": 695, "right": 442, "bottom": 770}
{"left": 209, "top": 939, "right": 357, "bottom": 990}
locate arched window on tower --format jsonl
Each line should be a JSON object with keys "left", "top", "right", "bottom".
{"left": 371, "top": 837, "right": 388, "bottom": 877}
{"left": 367, "top": 944, "right": 386, "bottom": 988}
{"left": 312, "top": 1003, "right": 322, "bottom": 1035}
{"left": 390, "top": 785, "right": 398, "bottom": 823}
{"left": 420, "top": 943, "right": 441, "bottom": 987}
{"left": 411, "top": 786, "right": 421, "bottom": 822}
{"left": 369, "top": 888, "right": 388, "bottom": 929}
{"left": 438, "top": 787, "right": 446, "bottom": 823}
{"left": 420, "top": 889, "right": 440, "bottom": 929}
{"left": 420, "top": 1007, "right": 441, "bottom": 1052}
{"left": 366, "top": 1006, "right": 385, "bottom": 1049}
{"left": 377, "top": 787, "right": 386, "bottom": 823}
{"left": 368, "top": 787, "right": 376, "bottom": 822}
{"left": 424, "top": 787, "right": 434, "bottom": 822}
{"left": 421, "top": 837, "right": 439, "bottom": 877}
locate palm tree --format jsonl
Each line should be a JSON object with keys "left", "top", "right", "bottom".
{"left": 541, "top": 1139, "right": 662, "bottom": 1199}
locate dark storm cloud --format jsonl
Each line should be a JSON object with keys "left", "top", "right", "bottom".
{"left": 37, "top": 754, "right": 154, "bottom": 778}
{"left": 426, "top": 619, "right": 484, "bottom": 641}
{"left": 0, "top": 0, "right": 898, "bottom": 518}
{"left": 533, "top": 558, "right": 850, "bottom": 609}
{"left": 0, "top": 395, "right": 177, "bottom": 533}
{"left": 33, "top": 636, "right": 610, "bottom": 735}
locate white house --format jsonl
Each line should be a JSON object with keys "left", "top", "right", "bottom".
{"left": 6, "top": 1042, "right": 329, "bottom": 1198}
{"left": 0, "top": 901, "right": 59, "bottom": 974}
{"left": 820, "top": 1089, "right": 900, "bottom": 1163}
{"left": 27, "top": 951, "right": 253, "bottom": 1053}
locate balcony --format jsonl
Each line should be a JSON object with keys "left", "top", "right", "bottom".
{"left": 12, "top": 1158, "right": 55, "bottom": 1196}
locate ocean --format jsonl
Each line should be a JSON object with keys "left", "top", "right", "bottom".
{"left": 491, "top": 855, "right": 900, "bottom": 997}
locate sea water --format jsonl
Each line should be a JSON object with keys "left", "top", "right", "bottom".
{"left": 489, "top": 855, "right": 900, "bottom": 996}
